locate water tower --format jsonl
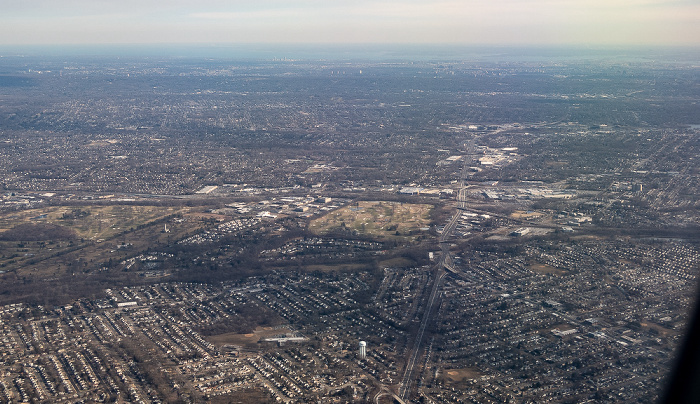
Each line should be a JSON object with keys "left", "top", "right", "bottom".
{"left": 359, "top": 341, "right": 367, "bottom": 359}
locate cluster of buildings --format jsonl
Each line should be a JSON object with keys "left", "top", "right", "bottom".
{"left": 420, "top": 237, "right": 698, "bottom": 403}
{"left": 479, "top": 186, "right": 576, "bottom": 201}
{"left": 0, "top": 227, "right": 692, "bottom": 403}
{"left": 0, "top": 56, "right": 698, "bottom": 403}
{"left": 0, "top": 270, "right": 404, "bottom": 402}
{"left": 259, "top": 237, "right": 384, "bottom": 262}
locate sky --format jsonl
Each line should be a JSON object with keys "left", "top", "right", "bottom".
{"left": 1, "top": 0, "right": 699, "bottom": 46}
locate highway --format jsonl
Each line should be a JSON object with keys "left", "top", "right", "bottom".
{"left": 397, "top": 208, "right": 461, "bottom": 400}
{"left": 396, "top": 162, "right": 470, "bottom": 401}
{"left": 398, "top": 266, "right": 445, "bottom": 400}
{"left": 375, "top": 388, "right": 407, "bottom": 404}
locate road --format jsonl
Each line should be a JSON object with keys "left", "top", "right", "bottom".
{"left": 396, "top": 156, "right": 477, "bottom": 401}
{"left": 397, "top": 207, "right": 460, "bottom": 400}
{"left": 398, "top": 266, "right": 445, "bottom": 400}
{"left": 375, "top": 388, "right": 408, "bottom": 404}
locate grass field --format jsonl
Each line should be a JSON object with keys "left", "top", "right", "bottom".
{"left": 0, "top": 205, "right": 183, "bottom": 241}
{"left": 309, "top": 201, "right": 432, "bottom": 241}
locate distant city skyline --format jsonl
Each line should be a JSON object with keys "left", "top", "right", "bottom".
{"left": 1, "top": 0, "right": 699, "bottom": 46}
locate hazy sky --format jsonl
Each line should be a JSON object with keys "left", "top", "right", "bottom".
{"left": 1, "top": 0, "right": 699, "bottom": 46}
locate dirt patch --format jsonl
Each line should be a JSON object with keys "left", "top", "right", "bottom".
{"left": 529, "top": 263, "right": 567, "bottom": 276}
{"left": 444, "top": 368, "right": 482, "bottom": 383}
{"left": 511, "top": 210, "right": 544, "bottom": 220}
{"left": 571, "top": 234, "right": 605, "bottom": 241}
{"left": 206, "top": 326, "right": 293, "bottom": 348}
{"left": 545, "top": 161, "right": 567, "bottom": 168}
{"left": 551, "top": 323, "right": 576, "bottom": 331}
{"left": 207, "top": 389, "right": 275, "bottom": 404}
{"left": 640, "top": 321, "right": 675, "bottom": 337}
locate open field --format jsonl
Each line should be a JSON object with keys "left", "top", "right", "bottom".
{"left": 379, "top": 257, "right": 416, "bottom": 268}
{"left": 510, "top": 210, "right": 544, "bottom": 220}
{"left": 529, "top": 263, "right": 567, "bottom": 276}
{"left": 206, "top": 326, "right": 294, "bottom": 348}
{"left": 0, "top": 204, "right": 196, "bottom": 276}
{"left": 640, "top": 321, "right": 676, "bottom": 338}
{"left": 552, "top": 323, "right": 577, "bottom": 332}
{"left": 443, "top": 368, "right": 483, "bottom": 383}
{"left": 0, "top": 205, "right": 184, "bottom": 241}
{"left": 309, "top": 201, "right": 432, "bottom": 241}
